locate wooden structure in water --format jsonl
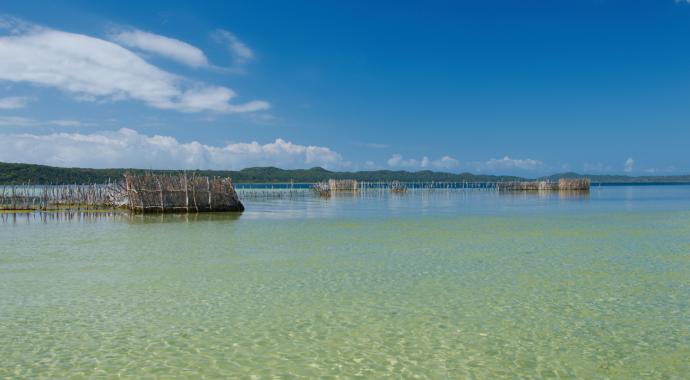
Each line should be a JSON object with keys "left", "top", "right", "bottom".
{"left": 0, "top": 183, "right": 121, "bottom": 211}
{"left": 557, "top": 178, "right": 590, "bottom": 191}
{"left": 312, "top": 179, "right": 360, "bottom": 196}
{"left": 0, "top": 172, "right": 244, "bottom": 213}
{"left": 309, "top": 177, "right": 590, "bottom": 197}
{"left": 123, "top": 172, "right": 244, "bottom": 213}
{"left": 389, "top": 181, "right": 407, "bottom": 194}
{"left": 498, "top": 178, "right": 590, "bottom": 192}
{"left": 312, "top": 179, "right": 503, "bottom": 195}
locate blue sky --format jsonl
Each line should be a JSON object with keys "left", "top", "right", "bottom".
{"left": 0, "top": 0, "right": 689, "bottom": 175}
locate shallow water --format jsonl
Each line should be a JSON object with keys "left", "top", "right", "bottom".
{"left": 1, "top": 186, "right": 689, "bottom": 378}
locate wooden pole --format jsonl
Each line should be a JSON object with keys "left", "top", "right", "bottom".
{"left": 184, "top": 171, "right": 189, "bottom": 213}
{"left": 207, "top": 177, "right": 212, "bottom": 211}
{"left": 157, "top": 177, "right": 164, "bottom": 213}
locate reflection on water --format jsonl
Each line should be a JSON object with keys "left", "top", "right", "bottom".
{"left": 126, "top": 212, "right": 242, "bottom": 224}
{"left": 497, "top": 189, "right": 590, "bottom": 200}
{"left": 0, "top": 209, "right": 244, "bottom": 225}
{"left": 1, "top": 185, "right": 689, "bottom": 378}
{"left": 0, "top": 210, "right": 123, "bottom": 224}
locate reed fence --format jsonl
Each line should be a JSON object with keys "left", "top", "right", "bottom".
{"left": 0, "top": 172, "right": 244, "bottom": 213}
{"left": 123, "top": 172, "right": 243, "bottom": 213}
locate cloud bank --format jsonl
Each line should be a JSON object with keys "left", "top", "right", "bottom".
{"left": 0, "top": 18, "right": 268, "bottom": 113}
{"left": 0, "top": 128, "right": 345, "bottom": 170}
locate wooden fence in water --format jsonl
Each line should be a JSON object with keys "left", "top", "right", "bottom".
{"left": 0, "top": 183, "right": 121, "bottom": 211}
{"left": 123, "top": 173, "right": 244, "bottom": 212}
{"left": 0, "top": 176, "right": 590, "bottom": 209}
{"left": 236, "top": 179, "right": 590, "bottom": 198}
{"left": 0, "top": 172, "right": 244, "bottom": 213}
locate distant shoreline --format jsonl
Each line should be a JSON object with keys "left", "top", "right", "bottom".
{"left": 2, "top": 161, "right": 690, "bottom": 185}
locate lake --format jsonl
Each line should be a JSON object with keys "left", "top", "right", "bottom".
{"left": 1, "top": 185, "right": 689, "bottom": 378}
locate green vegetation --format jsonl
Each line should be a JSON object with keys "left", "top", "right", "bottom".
{"left": 1, "top": 161, "right": 689, "bottom": 185}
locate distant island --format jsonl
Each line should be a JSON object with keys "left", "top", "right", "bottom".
{"left": 1, "top": 161, "right": 690, "bottom": 185}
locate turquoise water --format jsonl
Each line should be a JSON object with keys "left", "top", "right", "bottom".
{"left": 1, "top": 186, "right": 689, "bottom": 378}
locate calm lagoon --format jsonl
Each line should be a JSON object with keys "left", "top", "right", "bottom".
{"left": 1, "top": 185, "right": 689, "bottom": 378}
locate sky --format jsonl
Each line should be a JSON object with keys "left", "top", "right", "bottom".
{"left": 0, "top": 0, "right": 689, "bottom": 176}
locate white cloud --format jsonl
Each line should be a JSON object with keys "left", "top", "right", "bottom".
{"left": 0, "top": 116, "right": 91, "bottom": 127}
{"left": 110, "top": 29, "right": 209, "bottom": 68}
{"left": 478, "top": 156, "right": 543, "bottom": 171}
{"left": 0, "top": 96, "right": 31, "bottom": 109}
{"left": 387, "top": 154, "right": 419, "bottom": 168}
{"left": 0, "top": 128, "right": 345, "bottom": 170}
{"left": 0, "top": 116, "right": 35, "bottom": 126}
{"left": 0, "top": 20, "right": 268, "bottom": 113}
{"left": 623, "top": 157, "right": 634, "bottom": 173}
{"left": 433, "top": 155, "right": 460, "bottom": 169}
{"left": 643, "top": 166, "right": 676, "bottom": 174}
{"left": 213, "top": 29, "right": 254, "bottom": 65}
{"left": 49, "top": 119, "right": 91, "bottom": 127}
{"left": 354, "top": 141, "right": 389, "bottom": 149}
{"left": 387, "top": 154, "right": 460, "bottom": 170}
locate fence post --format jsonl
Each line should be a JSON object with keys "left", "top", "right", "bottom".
{"left": 184, "top": 171, "right": 189, "bottom": 213}
{"left": 207, "top": 177, "right": 212, "bottom": 212}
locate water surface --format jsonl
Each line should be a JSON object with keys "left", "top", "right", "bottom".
{"left": 1, "top": 186, "right": 689, "bottom": 378}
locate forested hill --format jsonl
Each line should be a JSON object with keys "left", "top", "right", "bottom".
{"left": 0, "top": 162, "right": 522, "bottom": 184}
{"left": 1, "top": 162, "right": 689, "bottom": 185}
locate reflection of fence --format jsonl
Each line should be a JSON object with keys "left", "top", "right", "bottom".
{"left": 124, "top": 173, "right": 243, "bottom": 213}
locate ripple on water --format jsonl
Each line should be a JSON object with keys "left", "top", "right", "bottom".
{"left": 0, "top": 208, "right": 689, "bottom": 378}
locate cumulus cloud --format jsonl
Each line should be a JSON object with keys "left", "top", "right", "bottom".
{"left": 387, "top": 154, "right": 460, "bottom": 170}
{"left": 0, "top": 96, "right": 31, "bottom": 109}
{"left": 0, "top": 128, "right": 345, "bottom": 170}
{"left": 0, "top": 18, "right": 268, "bottom": 113}
{"left": 478, "top": 156, "right": 543, "bottom": 171}
{"left": 623, "top": 157, "right": 634, "bottom": 173}
{"left": 110, "top": 29, "right": 209, "bottom": 68}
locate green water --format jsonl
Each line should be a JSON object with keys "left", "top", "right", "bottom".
{"left": 1, "top": 187, "right": 689, "bottom": 378}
